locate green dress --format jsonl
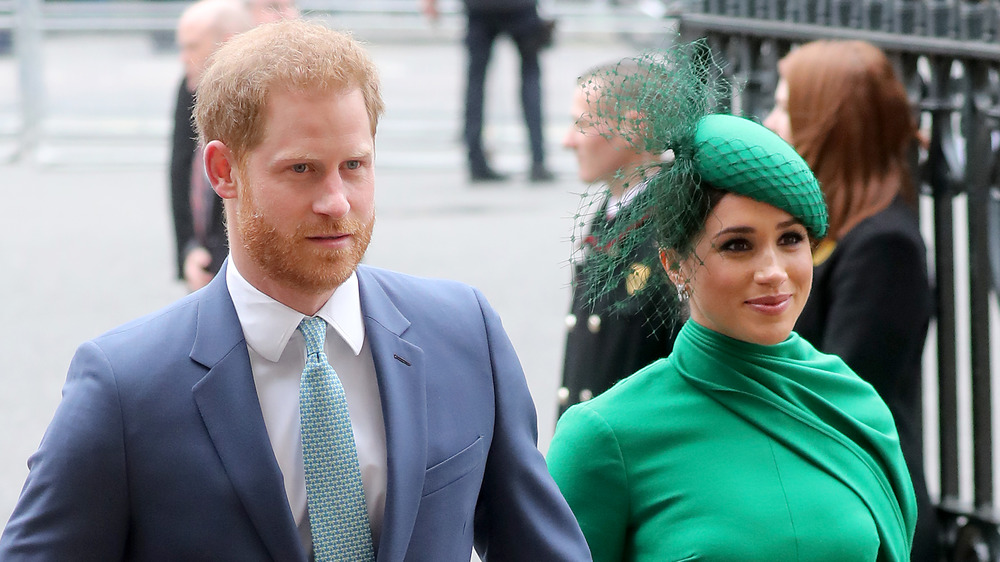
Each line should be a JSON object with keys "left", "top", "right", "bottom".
{"left": 547, "top": 320, "right": 916, "bottom": 562}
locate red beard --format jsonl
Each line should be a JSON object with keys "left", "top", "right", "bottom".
{"left": 234, "top": 180, "right": 374, "bottom": 295}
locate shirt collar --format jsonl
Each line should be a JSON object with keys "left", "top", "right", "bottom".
{"left": 226, "top": 258, "right": 366, "bottom": 362}
{"left": 606, "top": 179, "right": 649, "bottom": 220}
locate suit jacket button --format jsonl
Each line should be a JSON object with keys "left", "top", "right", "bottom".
{"left": 579, "top": 388, "right": 594, "bottom": 402}
{"left": 565, "top": 314, "right": 578, "bottom": 330}
{"left": 587, "top": 314, "right": 601, "bottom": 333}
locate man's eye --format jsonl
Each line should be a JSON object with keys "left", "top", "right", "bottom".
{"left": 291, "top": 163, "right": 309, "bottom": 173}
{"left": 345, "top": 160, "right": 361, "bottom": 170}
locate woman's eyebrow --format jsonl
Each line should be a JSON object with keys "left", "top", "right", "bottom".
{"left": 712, "top": 225, "right": 753, "bottom": 240}
{"left": 710, "top": 218, "right": 804, "bottom": 241}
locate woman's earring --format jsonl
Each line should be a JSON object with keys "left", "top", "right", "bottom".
{"left": 675, "top": 283, "right": 690, "bottom": 303}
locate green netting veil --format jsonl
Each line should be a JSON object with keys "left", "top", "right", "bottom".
{"left": 570, "top": 39, "right": 827, "bottom": 327}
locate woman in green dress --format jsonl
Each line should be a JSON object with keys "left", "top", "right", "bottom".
{"left": 546, "top": 47, "right": 917, "bottom": 562}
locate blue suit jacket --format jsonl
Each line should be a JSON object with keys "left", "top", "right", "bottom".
{"left": 0, "top": 264, "right": 590, "bottom": 561}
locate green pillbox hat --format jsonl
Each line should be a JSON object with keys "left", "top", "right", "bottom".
{"left": 694, "top": 114, "right": 829, "bottom": 239}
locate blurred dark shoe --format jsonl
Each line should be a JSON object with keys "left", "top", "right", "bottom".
{"left": 529, "top": 164, "right": 556, "bottom": 183}
{"left": 470, "top": 166, "right": 508, "bottom": 183}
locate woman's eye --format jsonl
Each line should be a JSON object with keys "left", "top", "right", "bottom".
{"left": 345, "top": 160, "right": 361, "bottom": 170}
{"left": 719, "top": 238, "right": 751, "bottom": 252}
{"left": 779, "top": 231, "right": 806, "bottom": 245}
{"left": 291, "top": 163, "right": 309, "bottom": 173}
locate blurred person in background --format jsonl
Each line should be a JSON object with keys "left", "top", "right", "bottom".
{"left": 421, "top": 0, "right": 555, "bottom": 183}
{"left": 247, "top": 0, "right": 299, "bottom": 24}
{"left": 764, "top": 39, "right": 939, "bottom": 561}
{"left": 170, "top": 0, "right": 252, "bottom": 292}
{"left": 557, "top": 59, "right": 680, "bottom": 417}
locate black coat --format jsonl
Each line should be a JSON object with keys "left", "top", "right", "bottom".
{"left": 558, "top": 207, "right": 679, "bottom": 418}
{"left": 463, "top": 0, "right": 535, "bottom": 12}
{"left": 796, "top": 196, "right": 939, "bottom": 561}
{"left": 169, "top": 77, "right": 228, "bottom": 280}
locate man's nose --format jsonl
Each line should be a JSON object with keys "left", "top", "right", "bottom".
{"left": 313, "top": 174, "right": 351, "bottom": 218}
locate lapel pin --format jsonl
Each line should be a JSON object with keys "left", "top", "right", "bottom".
{"left": 393, "top": 354, "right": 411, "bottom": 366}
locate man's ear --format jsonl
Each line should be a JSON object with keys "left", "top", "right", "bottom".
{"left": 621, "top": 108, "right": 644, "bottom": 146}
{"left": 204, "top": 140, "right": 238, "bottom": 200}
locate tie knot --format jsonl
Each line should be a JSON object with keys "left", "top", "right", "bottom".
{"left": 298, "top": 316, "right": 327, "bottom": 357}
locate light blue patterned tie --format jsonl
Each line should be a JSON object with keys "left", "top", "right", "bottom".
{"left": 298, "top": 316, "right": 374, "bottom": 561}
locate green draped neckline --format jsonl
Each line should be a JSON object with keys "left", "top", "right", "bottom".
{"left": 671, "top": 320, "right": 917, "bottom": 562}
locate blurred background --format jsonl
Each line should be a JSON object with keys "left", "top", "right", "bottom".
{"left": 0, "top": 0, "right": 680, "bottom": 529}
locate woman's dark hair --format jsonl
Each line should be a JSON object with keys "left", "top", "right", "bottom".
{"left": 658, "top": 182, "right": 728, "bottom": 258}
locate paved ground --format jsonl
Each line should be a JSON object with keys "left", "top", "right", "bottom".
{"left": 0, "top": 15, "right": 674, "bottom": 528}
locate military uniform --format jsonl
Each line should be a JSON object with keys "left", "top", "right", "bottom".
{"left": 558, "top": 199, "right": 680, "bottom": 418}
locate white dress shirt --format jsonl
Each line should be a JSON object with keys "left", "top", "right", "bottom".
{"left": 572, "top": 180, "right": 651, "bottom": 266}
{"left": 226, "top": 261, "right": 387, "bottom": 554}
{"left": 605, "top": 179, "right": 648, "bottom": 220}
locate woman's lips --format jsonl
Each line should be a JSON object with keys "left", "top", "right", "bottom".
{"left": 745, "top": 294, "right": 792, "bottom": 315}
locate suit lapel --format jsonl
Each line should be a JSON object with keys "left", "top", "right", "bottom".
{"left": 358, "top": 267, "right": 427, "bottom": 562}
{"left": 190, "top": 267, "right": 306, "bottom": 562}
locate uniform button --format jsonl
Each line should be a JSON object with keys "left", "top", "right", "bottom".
{"left": 565, "top": 314, "right": 578, "bottom": 330}
{"left": 579, "top": 388, "right": 594, "bottom": 401}
{"left": 557, "top": 386, "right": 570, "bottom": 405}
{"left": 587, "top": 314, "right": 601, "bottom": 333}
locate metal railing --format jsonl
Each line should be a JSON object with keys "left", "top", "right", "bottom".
{"left": 679, "top": 1, "right": 1000, "bottom": 559}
